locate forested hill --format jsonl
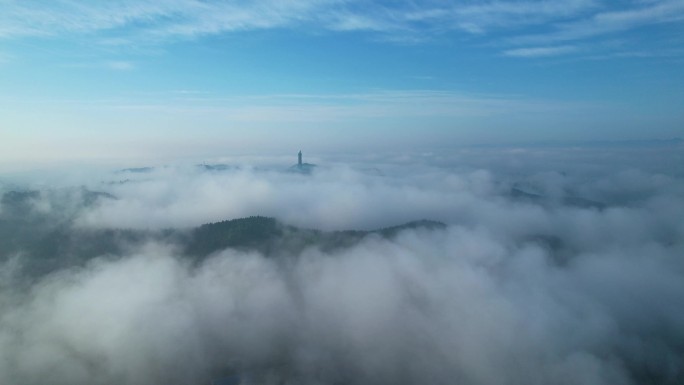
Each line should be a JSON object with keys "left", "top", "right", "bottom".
{"left": 184, "top": 216, "right": 446, "bottom": 257}
{"left": 0, "top": 190, "right": 445, "bottom": 277}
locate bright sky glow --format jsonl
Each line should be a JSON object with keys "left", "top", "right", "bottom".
{"left": 1, "top": 0, "right": 683, "bottom": 167}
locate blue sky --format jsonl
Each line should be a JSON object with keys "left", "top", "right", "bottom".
{"left": 1, "top": 0, "right": 683, "bottom": 168}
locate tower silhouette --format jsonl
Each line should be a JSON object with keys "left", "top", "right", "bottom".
{"left": 298, "top": 150, "right": 302, "bottom": 166}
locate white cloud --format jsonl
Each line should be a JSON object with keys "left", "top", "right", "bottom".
{"left": 0, "top": 0, "right": 681, "bottom": 64}
{"left": 503, "top": 45, "right": 579, "bottom": 57}
{"left": 0, "top": 0, "right": 679, "bottom": 46}
{"left": 105, "top": 61, "right": 135, "bottom": 71}
{"left": 450, "top": 0, "right": 598, "bottom": 33}
{"left": 64, "top": 147, "right": 684, "bottom": 234}
{"left": 1, "top": 89, "right": 579, "bottom": 124}
{"left": 0, "top": 0, "right": 332, "bottom": 40}
{"left": 102, "top": 90, "right": 580, "bottom": 120}
{"left": 512, "top": 0, "right": 684, "bottom": 44}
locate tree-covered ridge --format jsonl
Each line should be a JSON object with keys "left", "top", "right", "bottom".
{"left": 185, "top": 216, "right": 286, "bottom": 257}
{"left": 186, "top": 216, "right": 446, "bottom": 258}
{"left": 0, "top": 189, "right": 447, "bottom": 277}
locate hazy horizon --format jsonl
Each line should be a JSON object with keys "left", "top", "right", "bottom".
{"left": 1, "top": 1, "right": 683, "bottom": 167}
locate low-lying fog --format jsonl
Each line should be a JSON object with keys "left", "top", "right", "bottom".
{"left": 1, "top": 146, "right": 683, "bottom": 385}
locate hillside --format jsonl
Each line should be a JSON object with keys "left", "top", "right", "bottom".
{"left": 0, "top": 190, "right": 446, "bottom": 277}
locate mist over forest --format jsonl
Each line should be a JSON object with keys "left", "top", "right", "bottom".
{"left": 1, "top": 145, "right": 683, "bottom": 385}
{"left": 2, "top": 0, "right": 683, "bottom": 383}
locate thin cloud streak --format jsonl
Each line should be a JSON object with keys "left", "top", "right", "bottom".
{"left": 511, "top": 0, "right": 684, "bottom": 45}
{"left": 105, "top": 61, "right": 136, "bottom": 71}
{"left": 1, "top": 89, "right": 586, "bottom": 120}
{"left": 0, "top": 1, "right": 680, "bottom": 49}
{"left": 503, "top": 45, "right": 579, "bottom": 58}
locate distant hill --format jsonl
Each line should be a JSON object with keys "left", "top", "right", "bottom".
{"left": 5, "top": 216, "right": 446, "bottom": 277}
{"left": 185, "top": 217, "right": 446, "bottom": 258}
{"left": 3, "top": 184, "right": 585, "bottom": 280}
{"left": 0, "top": 190, "right": 447, "bottom": 277}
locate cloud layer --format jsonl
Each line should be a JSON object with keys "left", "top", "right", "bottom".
{"left": 1, "top": 146, "right": 684, "bottom": 384}
{"left": 2, "top": 1, "right": 683, "bottom": 56}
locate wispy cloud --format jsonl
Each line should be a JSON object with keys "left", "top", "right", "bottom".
{"left": 449, "top": 0, "right": 599, "bottom": 34}
{"left": 0, "top": 1, "right": 674, "bottom": 40}
{"left": 0, "top": 1, "right": 682, "bottom": 59}
{"left": 105, "top": 61, "right": 135, "bottom": 71}
{"left": 503, "top": 45, "right": 579, "bottom": 58}
{"left": 0, "top": 0, "right": 330, "bottom": 40}
{"left": 512, "top": 0, "right": 684, "bottom": 45}
{"left": 95, "top": 90, "right": 582, "bottom": 122}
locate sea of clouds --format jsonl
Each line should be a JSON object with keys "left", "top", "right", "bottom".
{"left": 0, "top": 145, "right": 683, "bottom": 385}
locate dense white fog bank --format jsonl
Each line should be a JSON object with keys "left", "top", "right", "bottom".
{"left": 1, "top": 225, "right": 683, "bottom": 385}
{"left": 1, "top": 145, "right": 683, "bottom": 384}
{"left": 61, "top": 146, "right": 684, "bottom": 233}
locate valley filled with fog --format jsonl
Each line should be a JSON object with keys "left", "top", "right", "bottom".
{"left": 1, "top": 146, "right": 683, "bottom": 385}
{"left": 3, "top": 0, "right": 683, "bottom": 383}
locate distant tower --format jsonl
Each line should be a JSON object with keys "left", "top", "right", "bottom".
{"left": 298, "top": 150, "right": 302, "bottom": 166}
